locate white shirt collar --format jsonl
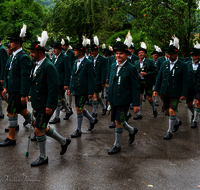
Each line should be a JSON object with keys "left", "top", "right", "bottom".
{"left": 36, "top": 57, "right": 46, "bottom": 66}
{"left": 78, "top": 56, "right": 85, "bottom": 63}
{"left": 94, "top": 54, "right": 99, "bottom": 60}
{"left": 117, "top": 60, "right": 126, "bottom": 67}
{"left": 13, "top": 47, "right": 22, "bottom": 57}
{"left": 55, "top": 52, "right": 61, "bottom": 59}
{"left": 64, "top": 50, "right": 69, "bottom": 54}
{"left": 140, "top": 58, "right": 145, "bottom": 63}
{"left": 170, "top": 58, "right": 178, "bottom": 64}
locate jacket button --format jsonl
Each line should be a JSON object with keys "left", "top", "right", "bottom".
{"left": 173, "top": 81, "right": 174, "bottom": 82}
{"left": 163, "top": 84, "right": 164, "bottom": 86}
{"left": 78, "top": 79, "right": 80, "bottom": 81}
{"left": 37, "top": 91, "right": 38, "bottom": 93}
{"left": 38, "top": 98, "right": 40, "bottom": 100}
{"left": 173, "top": 86, "right": 174, "bottom": 88}
{"left": 118, "top": 87, "right": 119, "bottom": 89}
{"left": 36, "top": 83, "right": 37, "bottom": 85}
{"left": 11, "top": 81, "right": 13, "bottom": 82}
{"left": 78, "top": 84, "right": 80, "bottom": 86}
{"left": 118, "top": 94, "right": 119, "bottom": 96}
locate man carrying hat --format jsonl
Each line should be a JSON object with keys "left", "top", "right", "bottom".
{"left": 154, "top": 37, "right": 188, "bottom": 140}
{"left": 107, "top": 44, "right": 140, "bottom": 154}
{"left": 68, "top": 43, "right": 97, "bottom": 138}
{"left": 26, "top": 32, "right": 71, "bottom": 166}
{"left": 49, "top": 41, "right": 71, "bottom": 124}
{"left": 186, "top": 44, "right": 200, "bottom": 128}
{"left": 89, "top": 36, "right": 107, "bottom": 117}
{"left": 134, "top": 42, "right": 158, "bottom": 120}
{"left": 0, "top": 24, "right": 33, "bottom": 146}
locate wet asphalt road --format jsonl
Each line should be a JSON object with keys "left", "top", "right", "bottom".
{"left": 1, "top": 97, "right": 200, "bottom": 190}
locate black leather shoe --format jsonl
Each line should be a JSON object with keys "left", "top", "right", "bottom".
{"left": 49, "top": 117, "right": 60, "bottom": 124}
{"left": 155, "top": 101, "right": 159, "bottom": 106}
{"left": 5, "top": 125, "right": 19, "bottom": 132}
{"left": 108, "top": 145, "right": 121, "bottom": 155}
{"left": 191, "top": 121, "right": 197, "bottom": 128}
{"left": 126, "top": 113, "right": 132, "bottom": 122}
{"left": 91, "top": 112, "right": 97, "bottom": 118}
{"left": 31, "top": 156, "right": 48, "bottom": 167}
{"left": 71, "top": 130, "right": 82, "bottom": 138}
{"left": 31, "top": 132, "right": 37, "bottom": 141}
{"left": 133, "top": 114, "right": 142, "bottom": 120}
{"left": 23, "top": 120, "right": 28, "bottom": 126}
{"left": 102, "top": 108, "right": 107, "bottom": 115}
{"left": 0, "top": 114, "right": 4, "bottom": 119}
{"left": 173, "top": 120, "right": 182, "bottom": 132}
{"left": 191, "top": 115, "right": 194, "bottom": 122}
{"left": 153, "top": 109, "right": 158, "bottom": 118}
{"left": 163, "top": 132, "right": 172, "bottom": 140}
{"left": 0, "top": 138, "right": 16, "bottom": 146}
{"left": 63, "top": 110, "right": 73, "bottom": 120}
{"left": 88, "top": 119, "right": 98, "bottom": 131}
{"left": 60, "top": 139, "right": 71, "bottom": 155}
{"left": 129, "top": 128, "right": 138, "bottom": 144}
{"left": 109, "top": 123, "right": 116, "bottom": 128}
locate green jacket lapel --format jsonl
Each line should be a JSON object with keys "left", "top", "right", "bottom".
{"left": 32, "top": 58, "right": 46, "bottom": 82}
{"left": 11, "top": 50, "right": 23, "bottom": 64}
{"left": 115, "top": 61, "right": 128, "bottom": 79}
{"left": 195, "top": 63, "right": 200, "bottom": 74}
{"left": 76, "top": 57, "right": 85, "bottom": 74}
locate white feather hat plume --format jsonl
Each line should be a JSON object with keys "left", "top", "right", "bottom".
{"left": 124, "top": 31, "right": 132, "bottom": 48}
{"left": 40, "top": 31, "right": 48, "bottom": 47}
{"left": 86, "top": 39, "right": 91, "bottom": 45}
{"left": 102, "top": 44, "right": 106, "bottom": 49}
{"left": 82, "top": 36, "right": 87, "bottom": 47}
{"left": 131, "top": 42, "right": 134, "bottom": 47}
{"left": 154, "top": 45, "right": 162, "bottom": 52}
{"left": 169, "top": 40, "right": 173, "bottom": 46}
{"left": 20, "top": 23, "right": 27, "bottom": 38}
{"left": 61, "top": 38, "right": 65, "bottom": 46}
{"left": 37, "top": 35, "right": 41, "bottom": 42}
{"left": 194, "top": 42, "right": 200, "bottom": 49}
{"left": 66, "top": 36, "right": 70, "bottom": 41}
{"left": 94, "top": 36, "right": 99, "bottom": 46}
{"left": 109, "top": 46, "right": 113, "bottom": 51}
{"left": 141, "top": 42, "right": 147, "bottom": 49}
{"left": 172, "top": 36, "right": 179, "bottom": 49}
{"left": 69, "top": 45, "right": 73, "bottom": 49}
{"left": 116, "top": 37, "right": 121, "bottom": 42}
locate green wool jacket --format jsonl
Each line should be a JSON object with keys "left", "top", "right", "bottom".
{"left": 69, "top": 57, "right": 96, "bottom": 95}
{"left": 127, "top": 54, "right": 139, "bottom": 65}
{"left": 108, "top": 61, "right": 140, "bottom": 106}
{"left": 154, "top": 59, "right": 188, "bottom": 97}
{"left": 52, "top": 52, "right": 71, "bottom": 86}
{"left": 134, "top": 58, "right": 158, "bottom": 87}
{"left": 106, "top": 55, "right": 116, "bottom": 80}
{"left": 89, "top": 54, "right": 107, "bottom": 85}
{"left": 156, "top": 56, "right": 168, "bottom": 71}
{"left": 185, "top": 57, "right": 192, "bottom": 62}
{"left": 0, "top": 44, "right": 8, "bottom": 80}
{"left": 186, "top": 61, "right": 200, "bottom": 92}
{"left": 45, "top": 52, "right": 51, "bottom": 60}
{"left": 63, "top": 49, "right": 76, "bottom": 68}
{"left": 4, "top": 50, "right": 32, "bottom": 96}
{"left": 30, "top": 58, "right": 59, "bottom": 110}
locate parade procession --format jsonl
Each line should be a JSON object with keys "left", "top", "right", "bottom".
{"left": 2, "top": 0, "right": 200, "bottom": 189}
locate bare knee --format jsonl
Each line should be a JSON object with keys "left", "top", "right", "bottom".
{"left": 169, "top": 108, "right": 176, "bottom": 116}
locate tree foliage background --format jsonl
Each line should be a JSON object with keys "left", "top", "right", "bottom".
{"left": 0, "top": 0, "right": 200, "bottom": 57}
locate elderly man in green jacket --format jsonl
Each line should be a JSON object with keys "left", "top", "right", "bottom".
{"left": 134, "top": 43, "right": 158, "bottom": 120}
{"left": 154, "top": 44, "right": 188, "bottom": 140}
{"left": 49, "top": 42, "right": 71, "bottom": 124}
{"left": 27, "top": 39, "right": 71, "bottom": 167}
{"left": 107, "top": 44, "right": 140, "bottom": 154}
{"left": 68, "top": 43, "right": 98, "bottom": 138}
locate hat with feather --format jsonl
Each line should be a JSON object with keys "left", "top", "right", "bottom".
{"left": 63, "top": 36, "right": 70, "bottom": 45}
{"left": 136, "top": 42, "right": 147, "bottom": 55}
{"left": 90, "top": 36, "right": 99, "bottom": 50}
{"left": 190, "top": 42, "right": 200, "bottom": 55}
{"left": 167, "top": 36, "right": 179, "bottom": 54}
{"left": 86, "top": 39, "right": 91, "bottom": 48}
{"left": 151, "top": 45, "right": 161, "bottom": 55}
{"left": 51, "top": 38, "right": 65, "bottom": 49}
{"left": 7, "top": 23, "right": 27, "bottom": 42}
{"left": 113, "top": 37, "right": 123, "bottom": 49}
{"left": 73, "top": 36, "right": 87, "bottom": 52}
{"left": 114, "top": 44, "right": 129, "bottom": 54}
{"left": 27, "top": 31, "right": 49, "bottom": 51}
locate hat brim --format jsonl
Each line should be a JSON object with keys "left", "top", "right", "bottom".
{"left": 114, "top": 49, "right": 130, "bottom": 54}
{"left": 136, "top": 48, "right": 147, "bottom": 55}
{"left": 26, "top": 47, "right": 49, "bottom": 51}
{"left": 51, "top": 45, "right": 64, "bottom": 50}
{"left": 6, "top": 37, "right": 25, "bottom": 42}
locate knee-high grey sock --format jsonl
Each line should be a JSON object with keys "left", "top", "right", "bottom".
{"left": 92, "top": 101, "right": 98, "bottom": 114}
{"left": 76, "top": 113, "right": 83, "bottom": 132}
{"left": 114, "top": 127, "right": 124, "bottom": 148}
{"left": 46, "top": 126, "right": 66, "bottom": 145}
{"left": 188, "top": 105, "right": 194, "bottom": 115}
{"left": 168, "top": 115, "right": 176, "bottom": 133}
{"left": 24, "top": 112, "right": 32, "bottom": 124}
{"left": 8, "top": 116, "right": 18, "bottom": 128}
{"left": 193, "top": 107, "right": 200, "bottom": 122}
{"left": 55, "top": 106, "right": 61, "bottom": 118}
{"left": 98, "top": 98, "right": 106, "bottom": 109}
{"left": 149, "top": 100, "right": 156, "bottom": 111}
{"left": 138, "top": 102, "right": 142, "bottom": 116}
{"left": 0, "top": 97, "right": 3, "bottom": 115}
{"left": 83, "top": 109, "right": 95, "bottom": 123}
{"left": 36, "top": 134, "right": 47, "bottom": 159}
{"left": 68, "top": 95, "right": 72, "bottom": 108}
{"left": 123, "top": 121, "right": 134, "bottom": 134}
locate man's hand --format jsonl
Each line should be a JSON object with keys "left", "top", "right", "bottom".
{"left": 2, "top": 88, "right": 7, "bottom": 99}
{"left": 88, "top": 95, "right": 93, "bottom": 99}
{"left": 21, "top": 96, "right": 28, "bottom": 105}
{"left": 140, "top": 72, "right": 147, "bottom": 77}
{"left": 0, "top": 80, "right": 4, "bottom": 85}
{"left": 180, "top": 96, "right": 186, "bottom": 100}
{"left": 153, "top": 91, "right": 157, "bottom": 97}
{"left": 46, "top": 108, "right": 52, "bottom": 115}
{"left": 68, "top": 90, "right": 71, "bottom": 96}
{"left": 102, "top": 84, "right": 105, "bottom": 88}
{"left": 64, "top": 86, "right": 68, "bottom": 91}
{"left": 133, "top": 106, "right": 140, "bottom": 114}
